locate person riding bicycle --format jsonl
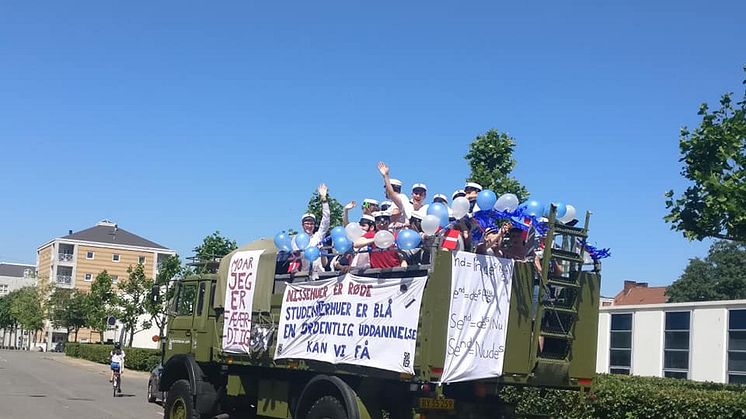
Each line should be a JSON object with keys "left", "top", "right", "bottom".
{"left": 109, "top": 342, "right": 125, "bottom": 388}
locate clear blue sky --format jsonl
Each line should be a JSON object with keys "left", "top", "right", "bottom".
{"left": 1, "top": 1, "right": 743, "bottom": 297}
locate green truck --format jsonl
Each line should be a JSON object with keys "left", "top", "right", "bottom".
{"left": 156, "top": 209, "right": 601, "bottom": 419}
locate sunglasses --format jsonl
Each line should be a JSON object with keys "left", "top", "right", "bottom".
{"left": 464, "top": 187, "right": 479, "bottom": 193}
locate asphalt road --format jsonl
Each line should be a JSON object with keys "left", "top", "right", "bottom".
{"left": 0, "top": 349, "right": 164, "bottom": 419}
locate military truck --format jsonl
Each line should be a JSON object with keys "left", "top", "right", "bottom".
{"left": 156, "top": 208, "right": 601, "bottom": 419}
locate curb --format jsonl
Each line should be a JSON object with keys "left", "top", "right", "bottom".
{"left": 52, "top": 354, "right": 152, "bottom": 379}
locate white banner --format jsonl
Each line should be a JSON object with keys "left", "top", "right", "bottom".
{"left": 274, "top": 273, "right": 427, "bottom": 374}
{"left": 440, "top": 251, "right": 514, "bottom": 383}
{"left": 221, "top": 250, "right": 264, "bottom": 353}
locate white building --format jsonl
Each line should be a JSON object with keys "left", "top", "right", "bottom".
{"left": 596, "top": 299, "right": 746, "bottom": 384}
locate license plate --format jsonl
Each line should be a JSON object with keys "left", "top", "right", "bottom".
{"left": 418, "top": 397, "right": 455, "bottom": 410}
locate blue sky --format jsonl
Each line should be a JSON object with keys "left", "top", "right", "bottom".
{"left": 1, "top": 1, "right": 743, "bottom": 296}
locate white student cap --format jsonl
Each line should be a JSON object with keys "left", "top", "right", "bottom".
{"left": 372, "top": 211, "right": 391, "bottom": 219}
{"left": 433, "top": 193, "right": 448, "bottom": 202}
{"left": 301, "top": 213, "right": 316, "bottom": 222}
{"left": 360, "top": 214, "right": 375, "bottom": 223}
{"left": 452, "top": 189, "right": 466, "bottom": 200}
{"left": 362, "top": 198, "right": 379, "bottom": 206}
{"left": 412, "top": 183, "right": 427, "bottom": 191}
{"left": 389, "top": 178, "right": 403, "bottom": 187}
{"left": 465, "top": 182, "right": 483, "bottom": 191}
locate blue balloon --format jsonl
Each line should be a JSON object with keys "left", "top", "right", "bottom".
{"left": 542, "top": 202, "right": 568, "bottom": 219}
{"left": 427, "top": 202, "right": 450, "bottom": 228}
{"left": 476, "top": 190, "right": 497, "bottom": 211}
{"left": 303, "top": 246, "right": 320, "bottom": 261}
{"left": 396, "top": 228, "right": 422, "bottom": 250}
{"left": 294, "top": 232, "right": 311, "bottom": 250}
{"left": 330, "top": 226, "right": 346, "bottom": 240}
{"left": 333, "top": 236, "right": 352, "bottom": 253}
{"left": 274, "top": 232, "right": 292, "bottom": 252}
{"left": 523, "top": 200, "right": 544, "bottom": 217}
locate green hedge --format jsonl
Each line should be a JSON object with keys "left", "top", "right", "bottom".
{"left": 499, "top": 374, "right": 746, "bottom": 418}
{"left": 64, "top": 343, "right": 161, "bottom": 372}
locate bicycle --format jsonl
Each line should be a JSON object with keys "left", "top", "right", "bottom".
{"left": 112, "top": 369, "right": 122, "bottom": 397}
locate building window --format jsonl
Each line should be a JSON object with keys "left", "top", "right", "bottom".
{"left": 663, "top": 311, "right": 690, "bottom": 379}
{"left": 112, "top": 254, "right": 120, "bottom": 262}
{"left": 111, "top": 275, "right": 119, "bottom": 283}
{"left": 728, "top": 310, "right": 746, "bottom": 384}
{"left": 84, "top": 273, "right": 93, "bottom": 282}
{"left": 138, "top": 256, "right": 146, "bottom": 264}
{"left": 609, "top": 313, "right": 632, "bottom": 374}
{"left": 86, "top": 251, "right": 94, "bottom": 259}
{"left": 0, "top": 284, "right": 8, "bottom": 295}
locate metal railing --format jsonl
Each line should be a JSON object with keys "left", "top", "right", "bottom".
{"left": 58, "top": 253, "right": 74, "bottom": 262}
{"left": 56, "top": 275, "right": 72, "bottom": 285}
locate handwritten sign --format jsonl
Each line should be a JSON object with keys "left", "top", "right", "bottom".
{"left": 274, "top": 273, "right": 427, "bottom": 374}
{"left": 440, "top": 251, "right": 514, "bottom": 383}
{"left": 221, "top": 250, "right": 264, "bottom": 353}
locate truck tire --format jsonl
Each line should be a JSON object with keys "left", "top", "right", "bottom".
{"left": 147, "top": 379, "right": 157, "bottom": 403}
{"left": 306, "top": 395, "right": 347, "bottom": 419}
{"left": 164, "top": 379, "right": 199, "bottom": 419}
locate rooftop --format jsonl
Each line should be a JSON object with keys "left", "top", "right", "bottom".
{"left": 58, "top": 220, "right": 168, "bottom": 250}
{"left": 613, "top": 280, "right": 668, "bottom": 306}
{"left": 0, "top": 263, "right": 35, "bottom": 278}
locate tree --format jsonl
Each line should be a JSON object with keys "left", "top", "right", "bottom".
{"left": 465, "top": 129, "right": 530, "bottom": 202}
{"left": 0, "top": 293, "right": 18, "bottom": 348}
{"left": 10, "top": 287, "right": 44, "bottom": 349}
{"left": 193, "top": 231, "right": 238, "bottom": 273}
{"left": 117, "top": 263, "right": 153, "bottom": 347}
{"left": 86, "top": 271, "right": 117, "bottom": 342}
{"left": 306, "top": 189, "right": 343, "bottom": 228}
{"left": 145, "top": 254, "right": 183, "bottom": 338}
{"left": 49, "top": 288, "right": 88, "bottom": 342}
{"left": 665, "top": 69, "right": 746, "bottom": 242}
{"left": 666, "top": 241, "right": 746, "bottom": 302}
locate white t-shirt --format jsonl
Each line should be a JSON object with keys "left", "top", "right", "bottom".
{"left": 111, "top": 351, "right": 125, "bottom": 365}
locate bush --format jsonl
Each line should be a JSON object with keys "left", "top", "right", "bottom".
{"left": 64, "top": 343, "right": 161, "bottom": 372}
{"left": 498, "top": 374, "right": 746, "bottom": 418}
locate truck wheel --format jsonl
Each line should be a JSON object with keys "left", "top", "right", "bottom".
{"left": 147, "top": 379, "right": 157, "bottom": 403}
{"left": 164, "top": 379, "right": 199, "bottom": 419}
{"left": 306, "top": 396, "right": 347, "bottom": 419}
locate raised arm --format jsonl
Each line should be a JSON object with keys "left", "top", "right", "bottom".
{"left": 342, "top": 201, "right": 356, "bottom": 226}
{"left": 317, "top": 184, "right": 331, "bottom": 237}
{"left": 377, "top": 162, "right": 407, "bottom": 219}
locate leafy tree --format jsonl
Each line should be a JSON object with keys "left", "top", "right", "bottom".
{"left": 665, "top": 70, "right": 746, "bottom": 242}
{"left": 117, "top": 263, "right": 153, "bottom": 347}
{"left": 306, "top": 187, "right": 343, "bottom": 228}
{"left": 193, "top": 231, "right": 238, "bottom": 273}
{"left": 465, "top": 129, "right": 530, "bottom": 202}
{"left": 49, "top": 288, "right": 88, "bottom": 341}
{"left": 0, "top": 293, "right": 18, "bottom": 348}
{"left": 666, "top": 241, "right": 746, "bottom": 302}
{"left": 145, "top": 254, "right": 183, "bottom": 338}
{"left": 10, "top": 287, "right": 44, "bottom": 349}
{"left": 86, "top": 271, "right": 117, "bottom": 342}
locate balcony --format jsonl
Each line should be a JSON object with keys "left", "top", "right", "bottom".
{"left": 56, "top": 275, "right": 72, "bottom": 285}
{"left": 58, "top": 253, "right": 74, "bottom": 262}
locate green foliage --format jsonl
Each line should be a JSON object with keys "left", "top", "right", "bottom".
{"left": 193, "top": 231, "right": 238, "bottom": 273}
{"left": 665, "top": 68, "right": 746, "bottom": 242}
{"left": 498, "top": 374, "right": 746, "bottom": 418}
{"left": 86, "top": 271, "right": 117, "bottom": 341}
{"left": 146, "top": 254, "right": 183, "bottom": 335}
{"left": 465, "top": 129, "right": 530, "bottom": 202}
{"left": 9, "top": 287, "right": 44, "bottom": 332}
{"left": 0, "top": 292, "right": 17, "bottom": 330}
{"left": 64, "top": 342, "right": 160, "bottom": 372}
{"left": 666, "top": 240, "right": 746, "bottom": 302}
{"left": 49, "top": 288, "right": 88, "bottom": 338}
{"left": 306, "top": 190, "right": 343, "bottom": 228}
{"left": 117, "top": 263, "right": 153, "bottom": 347}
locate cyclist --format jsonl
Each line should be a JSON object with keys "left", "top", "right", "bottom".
{"left": 109, "top": 342, "right": 125, "bottom": 391}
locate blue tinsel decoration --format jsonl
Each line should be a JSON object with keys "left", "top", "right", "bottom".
{"left": 579, "top": 239, "right": 611, "bottom": 261}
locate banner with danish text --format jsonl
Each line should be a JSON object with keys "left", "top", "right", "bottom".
{"left": 221, "top": 250, "right": 264, "bottom": 353}
{"left": 440, "top": 251, "right": 514, "bottom": 383}
{"left": 274, "top": 273, "right": 427, "bottom": 374}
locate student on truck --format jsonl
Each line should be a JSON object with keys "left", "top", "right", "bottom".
{"left": 354, "top": 211, "right": 407, "bottom": 268}
{"left": 297, "top": 183, "right": 331, "bottom": 274}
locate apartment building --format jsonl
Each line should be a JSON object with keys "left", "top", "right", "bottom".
{"left": 36, "top": 220, "right": 176, "bottom": 348}
{"left": 0, "top": 263, "right": 37, "bottom": 348}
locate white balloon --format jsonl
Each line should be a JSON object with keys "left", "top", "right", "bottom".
{"left": 451, "top": 197, "right": 470, "bottom": 219}
{"left": 496, "top": 193, "right": 519, "bottom": 212}
{"left": 374, "top": 230, "right": 395, "bottom": 249}
{"left": 345, "top": 222, "right": 365, "bottom": 241}
{"left": 421, "top": 214, "right": 441, "bottom": 236}
{"left": 560, "top": 204, "right": 577, "bottom": 223}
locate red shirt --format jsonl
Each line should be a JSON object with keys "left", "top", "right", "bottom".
{"left": 363, "top": 231, "right": 401, "bottom": 268}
